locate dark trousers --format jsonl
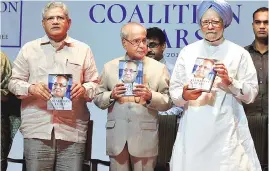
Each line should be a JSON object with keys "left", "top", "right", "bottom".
{"left": 247, "top": 115, "right": 268, "bottom": 169}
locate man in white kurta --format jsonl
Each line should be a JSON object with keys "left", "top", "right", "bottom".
{"left": 169, "top": 1, "right": 261, "bottom": 171}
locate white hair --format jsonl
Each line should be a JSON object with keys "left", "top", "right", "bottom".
{"left": 42, "top": 2, "right": 69, "bottom": 19}
{"left": 120, "top": 22, "right": 146, "bottom": 40}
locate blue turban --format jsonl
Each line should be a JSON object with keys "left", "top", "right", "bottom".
{"left": 197, "top": 0, "right": 233, "bottom": 28}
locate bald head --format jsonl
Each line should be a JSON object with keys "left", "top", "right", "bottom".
{"left": 120, "top": 22, "right": 146, "bottom": 40}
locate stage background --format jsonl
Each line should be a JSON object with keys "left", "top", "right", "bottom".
{"left": 1, "top": 1, "right": 268, "bottom": 171}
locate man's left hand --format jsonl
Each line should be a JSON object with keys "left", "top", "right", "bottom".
{"left": 71, "top": 83, "right": 86, "bottom": 100}
{"left": 133, "top": 84, "right": 152, "bottom": 101}
{"left": 214, "top": 63, "right": 232, "bottom": 86}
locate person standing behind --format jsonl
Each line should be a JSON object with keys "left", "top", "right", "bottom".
{"left": 244, "top": 7, "right": 268, "bottom": 169}
{"left": 169, "top": 1, "right": 261, "bottom": 171}
{"left": 146, "top": 27, "right": 183, "bottom": 169}
{"left": 94, "top": 22, "right": 171, "bottom": 171}
{"left": 1, "top": 51, "right": 21, "bottom": 171}
{"left": 146, "top": 27, "right": 183, "bottom": 116}
{"left": 8, "top": 2, "right": 99, "bottom": 171}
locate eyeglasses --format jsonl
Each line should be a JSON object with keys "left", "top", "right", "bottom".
{"left": 147, "top": 42, "right": 161, "bottom": 48}
{"left": 201, "top": 20, "right": 222, "bottom": 28}
{"left": 123, "top": 68, "right": 137, "bottom": 73}
{"left": 124, "top": 38, "right": 147, "bottom": 47}
{"left": 198, "top": 65, "right": 210, "bottom": 70}
{"left": 45, "top": 15, "right": 67, "bottom": 23}
{"left": 53, "top": 83, "right": 67, "bottom": 88}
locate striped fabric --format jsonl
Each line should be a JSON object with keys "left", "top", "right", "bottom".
{"left": 156, "top": 115, "right": 178, "bottom": 169}
{"left": 247, "top": 115, "right": 268, "bottom": 169}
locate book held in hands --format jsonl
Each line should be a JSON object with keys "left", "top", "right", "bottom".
{"left": 47, "top": 74, "right": 72, "bottom": 110}
{"left": 187, "top": 57, "right": 218, "bottom": 92}
{"left": 119, "top": 60, "right": 143, "bottom": 96}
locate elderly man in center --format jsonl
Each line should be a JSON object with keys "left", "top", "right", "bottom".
{"left": 94, "top": 22, "right": 172, "bottom": 171}
{"left": 169, "top": 0, "right": 261, "bottom": 171}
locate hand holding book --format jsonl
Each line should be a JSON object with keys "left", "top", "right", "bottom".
{"left": 110, "top": 83, "right": 126, "bottom": 100}
{"left": 213, "top": 63, "right": 232, "bottom": 86}
{"left": 133, "top": 84, "right": 152, "bottom": 101}
{"left": 70, "top": 83, "right": 86, "bottom": 100}
{"left": 29, "top": 82, "right": 51, "bottom": 100}
{"left": 182, "top": 85, "right": 203, "bottom": 101}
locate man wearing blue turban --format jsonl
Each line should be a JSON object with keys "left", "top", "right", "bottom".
{"left": 169, "top": 0, "right": 261, "bottom": 171}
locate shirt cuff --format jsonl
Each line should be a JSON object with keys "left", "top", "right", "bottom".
{"left": 83, "top": 82, "right": 97, "bottom": 99}
{"left": 227, "top": 78, "right": 242, "bottom": 96}
{"left": 16, "top": 82, "right": 32, "bottom": 99}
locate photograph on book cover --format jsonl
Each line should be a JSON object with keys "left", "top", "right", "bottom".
{"left": 47, "top": 74, "right": 72, "bottom": 110}
{"left": 119, "top": 60, "right": 143, "bottom": 96}
{"left": 188, "top": 57, "right": 218, "bottom": 92}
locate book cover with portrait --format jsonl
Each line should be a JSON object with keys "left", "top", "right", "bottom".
{"left": 119, "top": 60, "right": 143, "bottom": 96}
{"left": 47, "top": 74, "right": 72, "bottom": 110}
{"left": 188, "top": 57, "right": 218, "bottom": 92}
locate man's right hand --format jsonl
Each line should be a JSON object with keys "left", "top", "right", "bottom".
{"left": 182, "top": 85, "right": 203, "bottom": 101}
{"left": 28, "top": 83, "right": 51, "bottom": 101}
{"left": 110, "top": 83, "right": 126, "bottom": 100}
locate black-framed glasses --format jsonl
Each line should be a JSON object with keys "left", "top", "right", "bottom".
{"left": 45, "top": 15, "right": 67, "bottom": 23}
{"left": 147, "top": 42, "right": 161, "bottom": 48}
{"left": 123, "top": 68, "right": 137, "bottom": 73}
{"left": 124, "top": 38, "right": 147, "bottom": 47}
{"left": 201, "top": 20, "right": 222, "bottom": 28}
{"left": 53, "top": 83, "right": 67, "bottom": 88}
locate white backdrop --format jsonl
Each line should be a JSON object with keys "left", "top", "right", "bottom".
{"left": 1, "top": 1, "right": 268, "bottom": 171}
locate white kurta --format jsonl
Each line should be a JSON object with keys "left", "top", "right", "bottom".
{"left": 169, "top": 39, "right": 261, "bottom": 171}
